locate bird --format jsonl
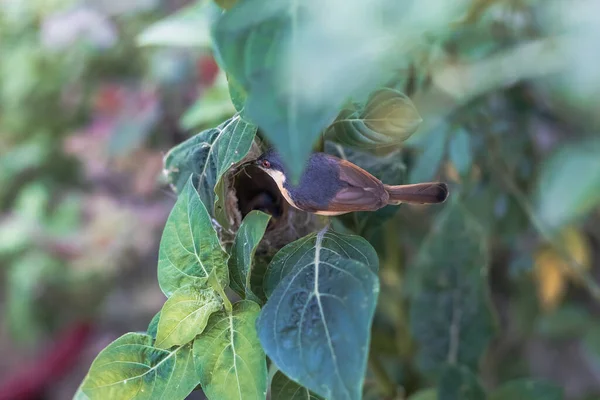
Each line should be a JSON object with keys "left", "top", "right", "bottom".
{"left": 254, "top": 149, "right": 449, "bottom": 216}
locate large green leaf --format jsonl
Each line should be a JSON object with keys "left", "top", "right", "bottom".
{"left": 257, "top": 229, "right": 380, "bottom": 400}
{"left": 270, "top": 371, "right": 323, "bottom": 400}
{"left": 163, "top": 114, "right": 257, "bottom": 221}
{"left": 535, "top": 137, "right": 600, "bottom": 231}
{"left": 438, "top": 364, "right": 485, "bottom": 400}
{"left": 193, "top": 301, "right": 267, "bottom": 400}
{"left": 263, "top": 229, "right": 379, "bottom": 297}
{"left": 325, "top": 89, "right": 421, "bottom": 148}
{"left": 212, "top": 0, "right": 409, "bottom": 181}
{"left": 228, "top": 211, "right": 271, "bottom": 302}
{"left": 448, "top": 128, "right": 472, "bottom": 176}
{"left": 407, "top": 198, "right": 495, "bottom": 377}
{"left": 80, "top": 333, "right": 198, "bottom": 400}
{"left": 158, "top": 178, "right": 229, "bottom": 297}
{"left": 325, "top": 142, "right": 406, "bottom": 238}
{"left": 155, "top": 285, "right": 222, "bottom": 349}
{"left": 147, "top": 311, "right": 161, "bottom": 339}
{"left": 489, "top": 379, "right": 563, "bottom": 400}
{"left": 137, "top": 1, "right": 218, "bottom": 48}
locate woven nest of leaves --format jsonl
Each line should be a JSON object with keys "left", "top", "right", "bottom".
{"left": 218, "top": 140, "right": 326, "bottom": 255}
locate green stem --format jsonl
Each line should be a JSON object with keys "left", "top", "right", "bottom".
{"left": 208, "top": 272, "right": 233, "bottom": 313}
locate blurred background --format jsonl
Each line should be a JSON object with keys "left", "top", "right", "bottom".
{"left": 1, "top": 0, "right": 600, "bottom": 399}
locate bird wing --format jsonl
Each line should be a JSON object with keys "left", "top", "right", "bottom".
{"left": 318, "top": 155, "right": 388, "bottom": 213}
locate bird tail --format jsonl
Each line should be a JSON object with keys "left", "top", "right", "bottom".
{"left": 384, "top": 182, "right": 449, "bottom": 205}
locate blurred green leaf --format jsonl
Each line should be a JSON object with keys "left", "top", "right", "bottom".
{"left": 438, "top": 364, "right": 485, "bottom": 400}
{"left": 536, "top": 137, "right": 600, "bottom": 231}
{"left": 180, "top": 71, "right": 236, "bottom": 130}
{"left": 7, "top": 253, "right": 60, "bottom": 343}
{"left": 164, "top": 115, "right": 257, "bottom": 223}
{"left": 212, "top": 0, "right": 418, "bottom": 182}
{"left": 325, "top": 142, "right": 406, "bottom": 238}
{"left": 448, "top": 128, "right": 472, "bottom": 176}
{"left": 408, "top": 198, "right": 495, "bottom": 377}
{"left": 157, "top": 177, "right": 229, "bottom": 297}
{"left": 155, "top": 285, "right": 222, "bottom": 349}
{"left": 536, "top": 304, "right": 593, "bottom": 339}
{"left": 409, "top": 125, "right": 448, "bottom": 183}
{"left": 80, "top": 333, "right": 197, "bottom": 399}
{"left": 193, "top": 300, "right": 267, "bottom": 400}
{"left": 326, "top": 88, "right": 421, "bottom": 148}
{"left": 408, "top": 389, "right": 437, "bottom": 400}
{"left": 583, "top": 325, "right": 600, "bottom": 365}
{"left": 271, "top": 371, "right": 324, "bottom": 400}
{"left": 228, "top": 210, "right": 271, "bottom": 302}
{"left": 257, "top": 229, "right": 379, "bottom": 400}
{"left": 489, "top": 379, "right": 563, "bottom": 400}
{"left": 137, "top": 1, "right": 216, "bottom": 48}
{"left": 263, "top": 229, "right": 379, "bottom": 296}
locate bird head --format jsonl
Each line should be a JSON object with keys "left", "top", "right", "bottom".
{"left": 255, "top": 149, "right": 286, "bottom": 174}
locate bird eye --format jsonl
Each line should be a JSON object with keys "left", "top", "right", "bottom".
{"left": 262, "top": 160, "right": 271, "bottom": 168}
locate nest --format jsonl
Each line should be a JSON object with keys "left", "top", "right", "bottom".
{"left": 218, "top": 141, "right": 325, "bottom": 255}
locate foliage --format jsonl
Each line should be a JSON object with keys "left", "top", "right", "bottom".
{"left": 4, "top": 0, "right": 600, "bottom": 399}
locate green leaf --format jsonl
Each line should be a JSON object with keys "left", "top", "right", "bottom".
{"left": 180, "top": 71, "right": 236, "bottom": 130}
{"left": 326, "top": 89, "right": 421, "bottom": 148}
{"left": 408, "top": 124, "right": 449, "bottom": 183}
{"left": 583, "top": 325, "right": 600, "bottom": 365}
{"left": 271, "top": 371, "right": 324, "bottom": 400}
{"left": 227, "top": 74, "right": 247, "bottom": 113}
{"left": 212, "top": 0, "right": 406, "bottom": 182}
{"left": 137, "top": 1, "right": 217, "bottom": 48}
{"left": 536, "top": 304, "right": 593, "bottom": 339}
{"left": 325, "top": 142, "right": 406, "bottom": 237}
{"left": 163, "top": 115, "right": 257, "bottom": 222}
{"left": 438, "top": 364, "right": 485, "bottom": 400}
{"left": 407, "top": 198, "right": 495, "bottom": 377}
{"left": 80, "top": 333, "right": 198, "bottom": 399}
{"left": 228, "top": 211, "right": 271, "bottom": 302}
{"left": 155, "top": 285, "right": 222, "bottom": 349}
{"left": 257, "top": 229, "right": 380, "bottom": 400}
{"left": 536, "top": 137, "right": 600, "bottom": 231}
{"left": 147, "top": 311, "right": 161, "bottom": 339}
{"left": 193, "top": 301, "right": 267, "bottom": 400}
{"left": 448, "top": 128, "right": 472, "bottom": 176}
{"left": 263, "top": 229, "right": 379, "bottom": 297}
{"left": 158, "top": 177, "right": 229, "bottom": 297}
{"left": 489, "top": 379, "right": 563, "bottom": 400}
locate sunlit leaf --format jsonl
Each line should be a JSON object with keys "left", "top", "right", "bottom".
{"left": 164, "top": 114, "right": 257, "bottom": 223}
{"left": 536, "top": 137, "right": 600, "bottom": 230}
{"left": 80, "top": 333, "right": 197, "bottom": 399}
{"left": 263, "top": 229, "right": 379, "bottom": 296}
{"left": 258, "top": 229, "right": 379, "bottom": 400}
{"left": 271, "top": 371, "right": 324, "bottom": 400}
{"left": 158, "top": 177, "right": 229, "bottom": 297}
{"left": 534, "top": 227, "right": 591, "bottom": 311}
{"left": 489, "top": 379, "right": 563, "bottom": 400}
{"left": 155, "top": 285, "right": 222, "bottom": 349}
{"left": 326, "top": 89, "right": 421, "bottom": 148}
{"left": 229, "top": 211, "right": 271, "bottom": 302}
{"left": 438, "top": 364, "right": 485, "bottom": 400}
{"left": 137, "top": 1, "right": 217, "bottom": 48}
{"left": 193, "top": 301, "right": 267, "bottom": 400}
{"left": 325, "top": 142, "right": 406, "bottom": 238}
{"left": 407, "top": 198, "right": 495, "bottom": 377}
